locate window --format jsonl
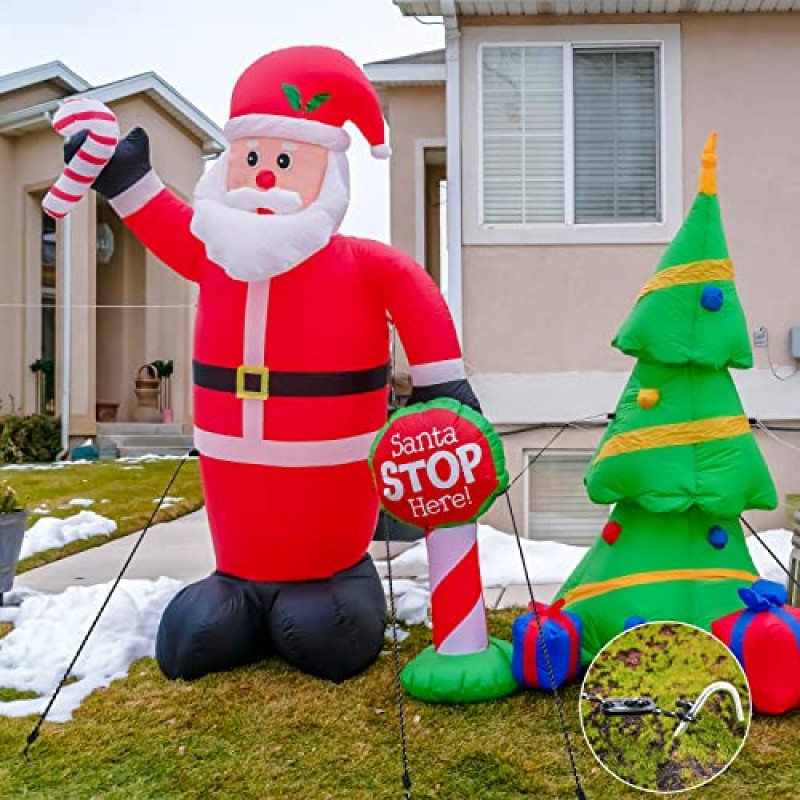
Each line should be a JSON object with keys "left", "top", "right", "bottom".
{"left": 526, "top": 451, "right": 609, "bottom": 546}
{"left": 482, "top": 43, "right": 660, "bottom": 227}
{"left": 468, "top": 25, "right": 681, "bottom": 245}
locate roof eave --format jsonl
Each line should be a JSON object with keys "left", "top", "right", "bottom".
{"left": 0, "top": 61, "right": 91, "bottom": 96}
{"left": 364, "top": 63, "right": 446, "bottom": 88}
{"left": 393, "top": 0, "right": 800, "bottom": 13}
{"left": 0, "top": 73, "right": 226, "bottom": 156}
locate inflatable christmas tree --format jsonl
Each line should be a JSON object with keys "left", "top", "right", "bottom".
{"left": 557, "top": 134, "right": 778, "bottom": 662}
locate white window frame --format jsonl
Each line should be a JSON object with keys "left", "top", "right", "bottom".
{"left": 523, "top": 449, "right": 610, "bottom": 545}
{"left": 463, "top": 24, "right": 682, "bottom": 246}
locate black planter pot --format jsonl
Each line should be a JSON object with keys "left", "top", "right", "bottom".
{"left": 0, "top": 511, "right": 28, "bottom": 606}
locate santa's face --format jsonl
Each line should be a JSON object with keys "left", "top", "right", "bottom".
{"left": 190, "top": 136, "right": 351, "bottom": 283}
{"left": 226, "top": 137, "right": 328, "bottom": 210}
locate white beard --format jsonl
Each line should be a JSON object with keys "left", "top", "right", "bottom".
{"left": 190, "top": 150, "right": 350, "bottom": 283}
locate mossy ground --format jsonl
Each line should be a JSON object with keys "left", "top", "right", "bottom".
{"left": 0, "top": 613, "right": 797, "bottom": 799}
{"left": 580, "top": 622, "right": 752, "bottom": 792}
{"left": 0, "top": 460, "right": 203, "bottom": 573}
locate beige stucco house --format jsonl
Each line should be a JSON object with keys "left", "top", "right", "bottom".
{"left": 0, "top": 62, "right": 224, "bottom": 442}
{"left": 367, "top": 4, "right": 800, "bottom": 539}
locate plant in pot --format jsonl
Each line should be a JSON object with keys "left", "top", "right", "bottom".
{"left": 149, "top": 360, "right": 175, "bottom": 423}
{"left": 0, "top": 481, "right": 27, "bottom": 607}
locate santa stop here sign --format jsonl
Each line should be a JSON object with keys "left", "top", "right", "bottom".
{"left": 369, "top": 399, "right": 509, "bottom": 529}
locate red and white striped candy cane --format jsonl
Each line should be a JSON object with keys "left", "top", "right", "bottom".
{"left": 427, "top": 522, "right": 489, "bottom": 655}
{"left": 42, "top": 98, "right": 119, "bottom": 219}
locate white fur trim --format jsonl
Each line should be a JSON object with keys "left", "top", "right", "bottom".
{"left": 109, "top": 170, "right": 165, "bottom": 218}
{"left": 371, "top": 144, "right": 391, "bottom": 159}
{"left": 224, "top": 114, "right": 351, "bottom": 151}
{"left": 411, "top": 359, "right": 466, "bottom": 386}
{"left": 194, "top": 427, "right": 379, "bottom": 467}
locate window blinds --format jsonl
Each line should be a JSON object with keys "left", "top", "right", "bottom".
{"left": 527, "top": 454, "right": 609, "bottom": 545}
{"left": 573, "top": 48, "right": 661, "bottom": 224}
{"left": 482, "top": 46, "right": 564, "bottom": 224}
{"left": 481, "top": 44, "right": 661, "bottom": 226}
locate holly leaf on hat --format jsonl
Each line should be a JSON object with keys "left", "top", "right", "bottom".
{"left": 281, "top": 83, "right": 303, "bottom": 112}
{"left": 304, "top": 92, "right": 331, "bottom": 114}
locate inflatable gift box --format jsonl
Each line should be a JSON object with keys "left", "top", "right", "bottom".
{"left": 712, "top": 579, "right": 800, "bottom": 715}
{"left": 511, "top": 599, "right": 583, "bottom": 690}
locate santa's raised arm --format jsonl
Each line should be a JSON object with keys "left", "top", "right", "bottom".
{"left": 66, "top": 46, "right": 480, "bottom": 684}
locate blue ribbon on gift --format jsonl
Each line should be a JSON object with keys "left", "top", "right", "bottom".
{"left": 729, "top": 579, "right": 800, "bottom": 668}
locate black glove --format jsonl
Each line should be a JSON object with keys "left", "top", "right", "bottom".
{"left": 406, "top": 379, "right": 482, "bottom": 414}
{"left": 64, "top": 127, "right": 152, "bottom": 200}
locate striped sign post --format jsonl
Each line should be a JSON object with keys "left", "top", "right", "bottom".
{"left": 42, "top": 98, "right": 119, "bottom": 219}
{"left": 370, "top": 398, "right": 518, "bottom": 702}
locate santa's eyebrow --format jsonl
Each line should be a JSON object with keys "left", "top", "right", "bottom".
{"left": 281, "top": 142, "right": 298, "bottom": 151}
{"left": 246, "top": 139, "right": 260, "bottom": 149}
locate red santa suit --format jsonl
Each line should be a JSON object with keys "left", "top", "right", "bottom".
{"left": 116, "top": 186, "right": 464, "bottom": 581}
{"left": 90, "top": 46, "right": 475, "bottom": 683}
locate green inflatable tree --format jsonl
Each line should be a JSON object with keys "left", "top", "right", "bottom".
{"left": 557, "top": 134, "right": 778, "bottom": 661}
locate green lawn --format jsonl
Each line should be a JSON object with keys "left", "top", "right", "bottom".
{"left": 0, "top": 611, "right": 796, "bottom": 799}
{"left": 581, "top": 623, "right": 750, "bottom": 792}
{"left": 0, "top": 460, "right": 203, "bottom": 573}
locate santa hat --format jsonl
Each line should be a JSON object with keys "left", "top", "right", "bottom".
{"left": 224, "top": 46, "right": 391, "bottom": 159}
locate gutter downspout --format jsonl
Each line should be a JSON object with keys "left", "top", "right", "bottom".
{"left": 442, "top": 0, "right": 463, "bottom": 342}
{"left": 58, "top": 214, "right": 72, "bottom": 460}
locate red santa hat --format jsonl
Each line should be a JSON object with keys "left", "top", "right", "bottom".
{"left": 224, "top": 46, "right": 391, "bottom": 159}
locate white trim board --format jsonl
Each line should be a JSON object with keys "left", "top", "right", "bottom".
{"left": 471, "top": 370, "right": 800, "bottom": 425}
{"left": 462, "top": 23, "right": 683, "bottom": 246}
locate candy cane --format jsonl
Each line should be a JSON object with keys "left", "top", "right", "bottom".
{"left": 42, "top": 98, "right": 119, "bottom": 219}
{"left": 427, "top": 522, "right": 489, "bottom": 655}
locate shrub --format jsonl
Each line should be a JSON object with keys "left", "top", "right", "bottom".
{"left": 0, "top": 481, "right": 21, "bottom": 513}
{"left": 0, "top": 415, "right": 61, "bottom": 464}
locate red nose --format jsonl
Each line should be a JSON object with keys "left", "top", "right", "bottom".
{"left": 256, "top": 170, "right": 276, "bottom": 190}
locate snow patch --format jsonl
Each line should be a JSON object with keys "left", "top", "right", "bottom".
{"left": 376, "top": 525, "right": 796, "bottom": 627}
{"left": 117, "top": 454, "right": 196, "bottom": 465}
{"left": 747, "top": 528, "right": 793, "bottom": 586}
{"left": 0, "top": 578, "right": 182, "bottom": 721}
{"left": 383, "top": 524, "right": 587, "bottom": 588}
{"left": 67, "top": 499, "right": 95, "bottom": 508}
{"left": 20, "top": 512, "right": 117, "bottom": 560}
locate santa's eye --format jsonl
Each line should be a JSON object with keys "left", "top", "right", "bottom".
{"left": 276, "top": 152, "right": 293, "bottom": 170}
{"left": 246, "top": 151, "right": 259, "bottom": 167}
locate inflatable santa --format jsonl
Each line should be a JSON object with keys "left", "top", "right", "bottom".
{"left": 66, "top": 46, "right": 479, "bottom": 683}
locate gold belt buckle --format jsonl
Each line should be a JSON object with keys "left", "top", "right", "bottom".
{"left": 236, "top": 365, "right": 269, "bottom": 400}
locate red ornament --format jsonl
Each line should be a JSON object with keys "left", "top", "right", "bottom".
{"left": 602, "top": 521, "right": 622, "bottom": 545}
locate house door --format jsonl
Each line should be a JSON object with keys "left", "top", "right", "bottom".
{"left": 423, "top": 147, "right": 446, "bottom": 293}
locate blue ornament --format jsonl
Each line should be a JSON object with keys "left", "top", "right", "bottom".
{"left": 708, "top": 525, "right": 729, "bottom": 549}
{"left": 624, "top": 616, "right": 648, "bottom": 631}
{"left": 700, "top": 286, "right": 724, "bottom": 312}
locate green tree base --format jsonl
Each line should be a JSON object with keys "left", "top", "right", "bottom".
{"left": 401, "top": 637, "right": 518, "bottom": 703}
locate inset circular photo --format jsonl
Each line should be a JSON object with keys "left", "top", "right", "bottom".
{"left": 579, "top": 621, "right": 751, "bottom": 794}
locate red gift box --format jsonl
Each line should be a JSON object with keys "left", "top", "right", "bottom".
{"left": 712, "top": 579, "right": 800, "bottom": 715}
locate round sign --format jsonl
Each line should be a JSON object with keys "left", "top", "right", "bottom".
{"left": 369, "top": 398, "right": 509, "bottom": 529}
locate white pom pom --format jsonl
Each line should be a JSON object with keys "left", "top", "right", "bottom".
{"left": 371, "top": 144, "right": 392, "bottom": 159}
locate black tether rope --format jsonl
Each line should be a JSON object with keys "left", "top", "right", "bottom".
{"left": 23, "top": 449, "right": 196, "bottom": 758}
{"left": 385, "top": 323, "right": 413, "bottom": 799}
{"left": 504, "top": 491, "right": 586, "bottom": 800}
{"left": 383, "top": 516, "right": 413, "bottom": 800}
{"left": 740, "top": 515, "right": 800, "bottom": 593}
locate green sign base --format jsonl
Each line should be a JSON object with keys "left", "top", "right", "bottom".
{"left": 401, "top": 637, "right": 518, "bottom": 703}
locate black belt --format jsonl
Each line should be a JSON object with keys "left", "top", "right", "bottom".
{"left": 193, "top": 359, "right": 389, "bottom": 400}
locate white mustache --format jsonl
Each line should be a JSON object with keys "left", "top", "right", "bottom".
{"left": 222, "top": 187, "right": 303, "bottom": 214}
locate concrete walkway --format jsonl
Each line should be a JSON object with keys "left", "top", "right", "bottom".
{"left": 15, "top": 508, "right": 559, "bottom": 606}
